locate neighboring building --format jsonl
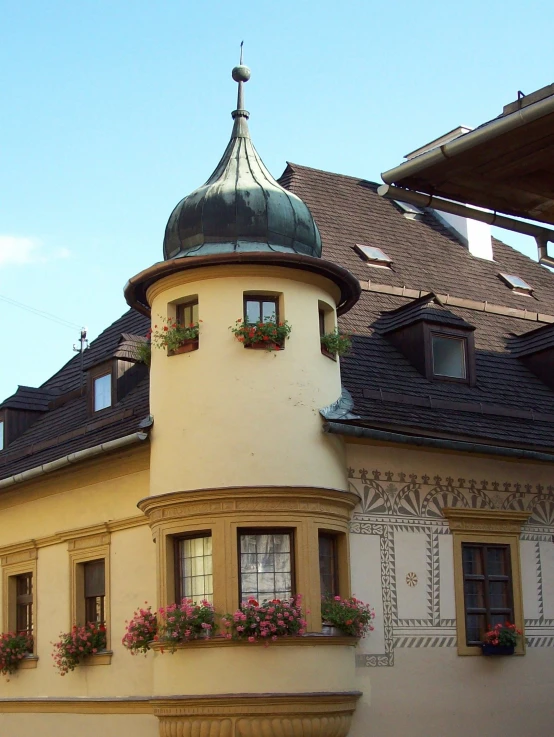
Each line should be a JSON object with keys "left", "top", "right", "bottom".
{"left": 1, "top": 65, "right": 554, "bottom": 737}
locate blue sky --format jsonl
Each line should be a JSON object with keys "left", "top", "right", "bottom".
{"left": 0, "top": 0, "right": 551, "bottom": 400}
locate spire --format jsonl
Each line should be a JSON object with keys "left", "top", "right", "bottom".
{"left": 231, "top": 42, "right": 251, "bottom": 138}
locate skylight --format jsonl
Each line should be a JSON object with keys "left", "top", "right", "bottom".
{"left": 498, "top": 273, "right": 533, "bottom": 294}
{"left": 354, "top": 244, "right": 392, "bottom": 267}
{"left": 394, "top": 200, "right": 424, "bottom": 220}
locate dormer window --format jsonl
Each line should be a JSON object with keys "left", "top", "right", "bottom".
{"left": 432, "top": 334, "right": 467, "bottom": 379}
{"left": 354, "top": 244, "right": 392, "bottom": 268}
{"left": 499, "top": 273, "right": 533, "bottom": 295}
{"left": 0, "top": 418, "right": 4, "bottom": 451}
{"left": 93, "top": 373, "right": 112, "bottom": 411}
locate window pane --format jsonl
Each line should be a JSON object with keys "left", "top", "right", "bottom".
{"left": 466, "top": 614, "right": 486, "bottom": 643}
{"left": 179, "top": 301, "right": 199, "bottom": 326}
{"left": 432, "top": 336, "right": 466, "bottom": 378}
{"left": 94, "top": 374, "right": 112, "bottom": 411}
{"left": 462, "top": 546, "right": 483, "bottom": 576}
{"left": 178, "top": 535, "right": 213, "bottom": 603}
{"left": 262, "top": 301, "right": 276, "bottom": 322}
{"left": 84, "top": 560, "right": 105, "bottom": 598}
{"left": 319, "top": 535, "right": 338, "bottom": 598}
{"left": 464, "top": 580, "right": 485, "bottom": 609}
{"left": 489, "top": 581, "right": 509, "bottom": 609}
{"left": 239, "top": 532, "right": 293, "bottom": 602}
{"left": 246, "top": 300, "right": 261, "bottom": 324}
{"left": 0, "top": 420, "right": 4, "bottom": 451}
{"left": 487, "top": 547, "right": 507, "bottom": 576}
{"left": 16, "top": 573, "right": 33, "bottom": 636}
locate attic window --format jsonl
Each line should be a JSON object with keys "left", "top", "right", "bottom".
{"left": 93, "top": 373, "right": 112, "bottom": 412}
{"left": 432, "top": 334, "right": 467, "bottom": 379}
{"left": 0, "top": 419, "right": 4, "bottom": 451}
{"left": 354, "top": 244, "right": 392, "bottom": 267}
{"left": 394, "top": 200, "right": 424, "bottom": 220}
{"left": 499, "top": 273, "right": 533, "bottom": 294}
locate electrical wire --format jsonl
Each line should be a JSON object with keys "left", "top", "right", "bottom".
{"left": 0, "top": 293, "right": 83, "bottom": 330}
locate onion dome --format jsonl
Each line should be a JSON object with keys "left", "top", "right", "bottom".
{"left": 163, "top": 56, "right": 322, "bottom": 260}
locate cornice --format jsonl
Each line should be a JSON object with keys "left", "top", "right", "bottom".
{"left": 443, "top": 507, "right": 530, "bottom": 534}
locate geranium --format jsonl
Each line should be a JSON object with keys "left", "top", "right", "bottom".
{"left": 483, "top": 622, "right": 522, "bottom": 648}
{"left": 230, "top": 317, "right": 292, "bottom": 351}
{"left": 122, "top": 604, "right": 157, "bottom": 655}
{"left": 224, "top": 596, "right": 307, "bottom": 642}
{"left": 321, "top": 595, "right": 375, "bottom": 637}
{"left": 0, "top": 632, "right": 33, "bottom": 676}
{"left": 157, "top": 599, "right": 216, "bottom": 648}
{"left": 149, "top": 316, "right": 201, "bottom": 352}
{"left": 320, "top": 329, "right": 352, "bottom": 357}
{"left": 52, "top": 622, "right": 107, "bottom": 675}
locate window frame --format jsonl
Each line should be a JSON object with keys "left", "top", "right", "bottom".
{"left": 243, "top": 295, "right": 279, "bottom": 325}
{"left": 423, "top": 325, "right": 476, "bottom": 386}
{"left": 443, "top": 508, "right": 528, "bottom": 656}
{"left": 68, "top": 534, "right": 111, "bottom": 656}
{"left": 176, "top": 298, "right": 199, "bottom": 328}
{"left": 2, "top": 554, "right": 37, "bottom": 656}
{"left": 237, "top": 527, "right": 296, "bottom": 604}
{"left": 83, "top": 559, "right": 106, "bottom": 626}
{"left": 318, "top": 532, "right": 340, "bottom": 599}
{"left": 0, "top": 412, "right": 5, "bottom": 452}
{"left": 173, "top": 531, "right": 213, "bottom": 604}
{"left": 88, "top": 361, "right": 116, "bottom": 415}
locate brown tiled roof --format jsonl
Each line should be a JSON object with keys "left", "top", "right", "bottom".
{"left": 3, "top": 161, "right": 554, "bottom": 481}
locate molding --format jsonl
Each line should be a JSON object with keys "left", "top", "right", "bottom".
{"left": 0, "top": 515, "right": 147, "bottom": 559}
{"left": 2, "top": 555, "right": 37, "bottom": 650}
{"left": 69, "top": 541, "right": 111, "bottom": 649}
{"left": 152, "top": 691, "right": 361, "bottom": 737}
{"left": 443, "top": 508, "right": 530, "bottom": 534}
{"left": 0, "top": 698, "right": 153, "bottom": 714}
{"left": 149, "top": 635, "right": 358, "bottom": 651}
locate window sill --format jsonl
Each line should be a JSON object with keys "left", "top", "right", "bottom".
{"left": 150, "top": 634, "right": 358, "bottom": 651}
{"left": 19, "top": 655, "right": 39, "bottom": 670}
{"left": 79, "top": 650, "right": 113, "bottom": 666}
{"left": 320, "top": 346, "right": 337, "bottom": 361}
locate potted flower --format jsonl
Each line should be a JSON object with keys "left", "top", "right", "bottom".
{"left": 134, "top": 339, "right": 152, "bottom": 366}
{"left": 52, "top": 622, "right": 107, "bottom": 675}
{"left": 156, "top": 599, "right": 216, "bottom": 650}
{"left": 149, "top": 316, "right": 201, "bottom": 355}
{"left": 321, "top": 595, "right": 375, "bottom": 637}
{"left": 223, "top": 596, "right": 307, "bottom": 642}
{"left": 320, "top": 329, "right": 352, "bottom": 359}
{"left": 230, "top": 318, "right": 292, "bottom": 351}
{"left": 481, "top": 622, "right": 522, "bottom": 656}
{"left": 0, "top": 632, "right": 33, "bottom": 676}
{"left": 122, "top": 604, "right": 157, "bottom": 655}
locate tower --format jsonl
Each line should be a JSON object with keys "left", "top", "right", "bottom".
{"left": 125, "top": 58, "right": 362, "bottom": 736}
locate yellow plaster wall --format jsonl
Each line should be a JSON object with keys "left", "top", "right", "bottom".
{"left": 0, "top": 714, "right": 158, "bottom": 737}
{"left": 346, "top": 439, "right": 554, "bottom": 737}
{"left": 148, "top": 266, "right": 348, "bottom": 495}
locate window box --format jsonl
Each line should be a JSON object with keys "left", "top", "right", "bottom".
{"left": 169, "top": 338, "right": 199, "bottom": 356}
{"left": 321, "top": 624, "right": 344, "bottom": 637}
{"left": 244, "top": 340, "right": 282, "bottom": 351}
{"left": 321, "top": 346, "right": 337, "bottom": 361}
{"left": 481, "top": 644, "right": 514, "bottom": 656}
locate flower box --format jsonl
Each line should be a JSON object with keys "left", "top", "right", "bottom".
{"left": 169, "top": 338, "right": 199, "bottom": 355}
{"left": 481, "top": 644, "right": 515, "bottom": 656}
{"left": 321, "top": 623, "right": 344, "bottom": 637}
{"left": 320, "top": 346, "right": 337, "bottom": 361}
{"left": 244, "top": 341, "right": 282, "bottom": 351}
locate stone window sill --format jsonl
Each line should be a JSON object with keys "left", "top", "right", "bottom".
{"left": 19, "top": 656, "right": 39, "bottom": 670}
{"left": 79, "top": 650, "right": 113, "bottom": 666}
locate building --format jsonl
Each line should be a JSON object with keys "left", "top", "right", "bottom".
{"left": 1, "top": 65, "right": 554, "bottom": 737}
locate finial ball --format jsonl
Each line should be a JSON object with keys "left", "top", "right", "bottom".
{"left": 232, "top": 65, "right": 251, "bottom": 83}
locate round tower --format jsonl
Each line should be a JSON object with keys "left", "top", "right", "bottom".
{"left": 126, "top": 59, "right": 362, "bottom": 736}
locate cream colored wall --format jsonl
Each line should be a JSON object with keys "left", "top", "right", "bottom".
{"left": 0, "top": 714, "right": 158, "bottom": 737}
{"left": 346, "top": 440, "right": 554, "bottom": 737}
{"left": 147, "top": 265, "right": 348, "bottom": 496}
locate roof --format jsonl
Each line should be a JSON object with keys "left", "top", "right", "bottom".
{"left": 282, "top": 163, "right": 554, "bottom": 451}
{"left": 3, "top": 161, "right": 554, "bottom": 481}
{"left": 381, "top": 84, "right": 554, "bottom": 227}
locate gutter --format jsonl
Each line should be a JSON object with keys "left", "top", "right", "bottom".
{"left": 323, "top": 422, "right": 554, "bottom": 463}
{"left": 381, "top": 94, "right": 554, "bottom": 186}
{"left": 0, "top": 432, "right": 149, "bottom": 491}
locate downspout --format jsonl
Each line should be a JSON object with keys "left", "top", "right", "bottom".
{"left": 0, "top": 431, "right": 149, "bottom": 491}
{"left": 323, "top": 422, "right": 554, "bottom": 463}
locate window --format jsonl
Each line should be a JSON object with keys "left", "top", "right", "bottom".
{"left": 244, "top": 295, "right": 278, "bottom": 324}
{"left": 319, "top": 534, "right": 338, "bottom": 598}
{"left": 93, "top": 373, "right": 112, "bottom": 411}
{"left": 319, "top": 309, "right": 326, "bottom": 337}
{"left": 176, "top": 299, "right": 199, "bottom": 327}
{"left": 443, "top": 508, "right": 527, "bottom": 656}
{"left": 462, "top": 544, "right": 513, "bottom": 645}
{"left": 0, "top": 419, "right": 4, "bottom": 451}
{"left": 353, "top": 243, "right": 392, "bottom": 267}
{"left": 499, "top": 273, "right": 533, "bottom": 294}
{"left": 84, "top": 559, "right": 105, "bottom": 625}
{"left": 432, "top": 334, "right": 467, "bottom": 379}
{"left": 239, "top": 530, "right": 293, "bottom": 602}
{"left": 175, "top": 534, "right": 213, "bottom": 603}
{"left": 15, "top": 573, "right": 33, "bottom": 637}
